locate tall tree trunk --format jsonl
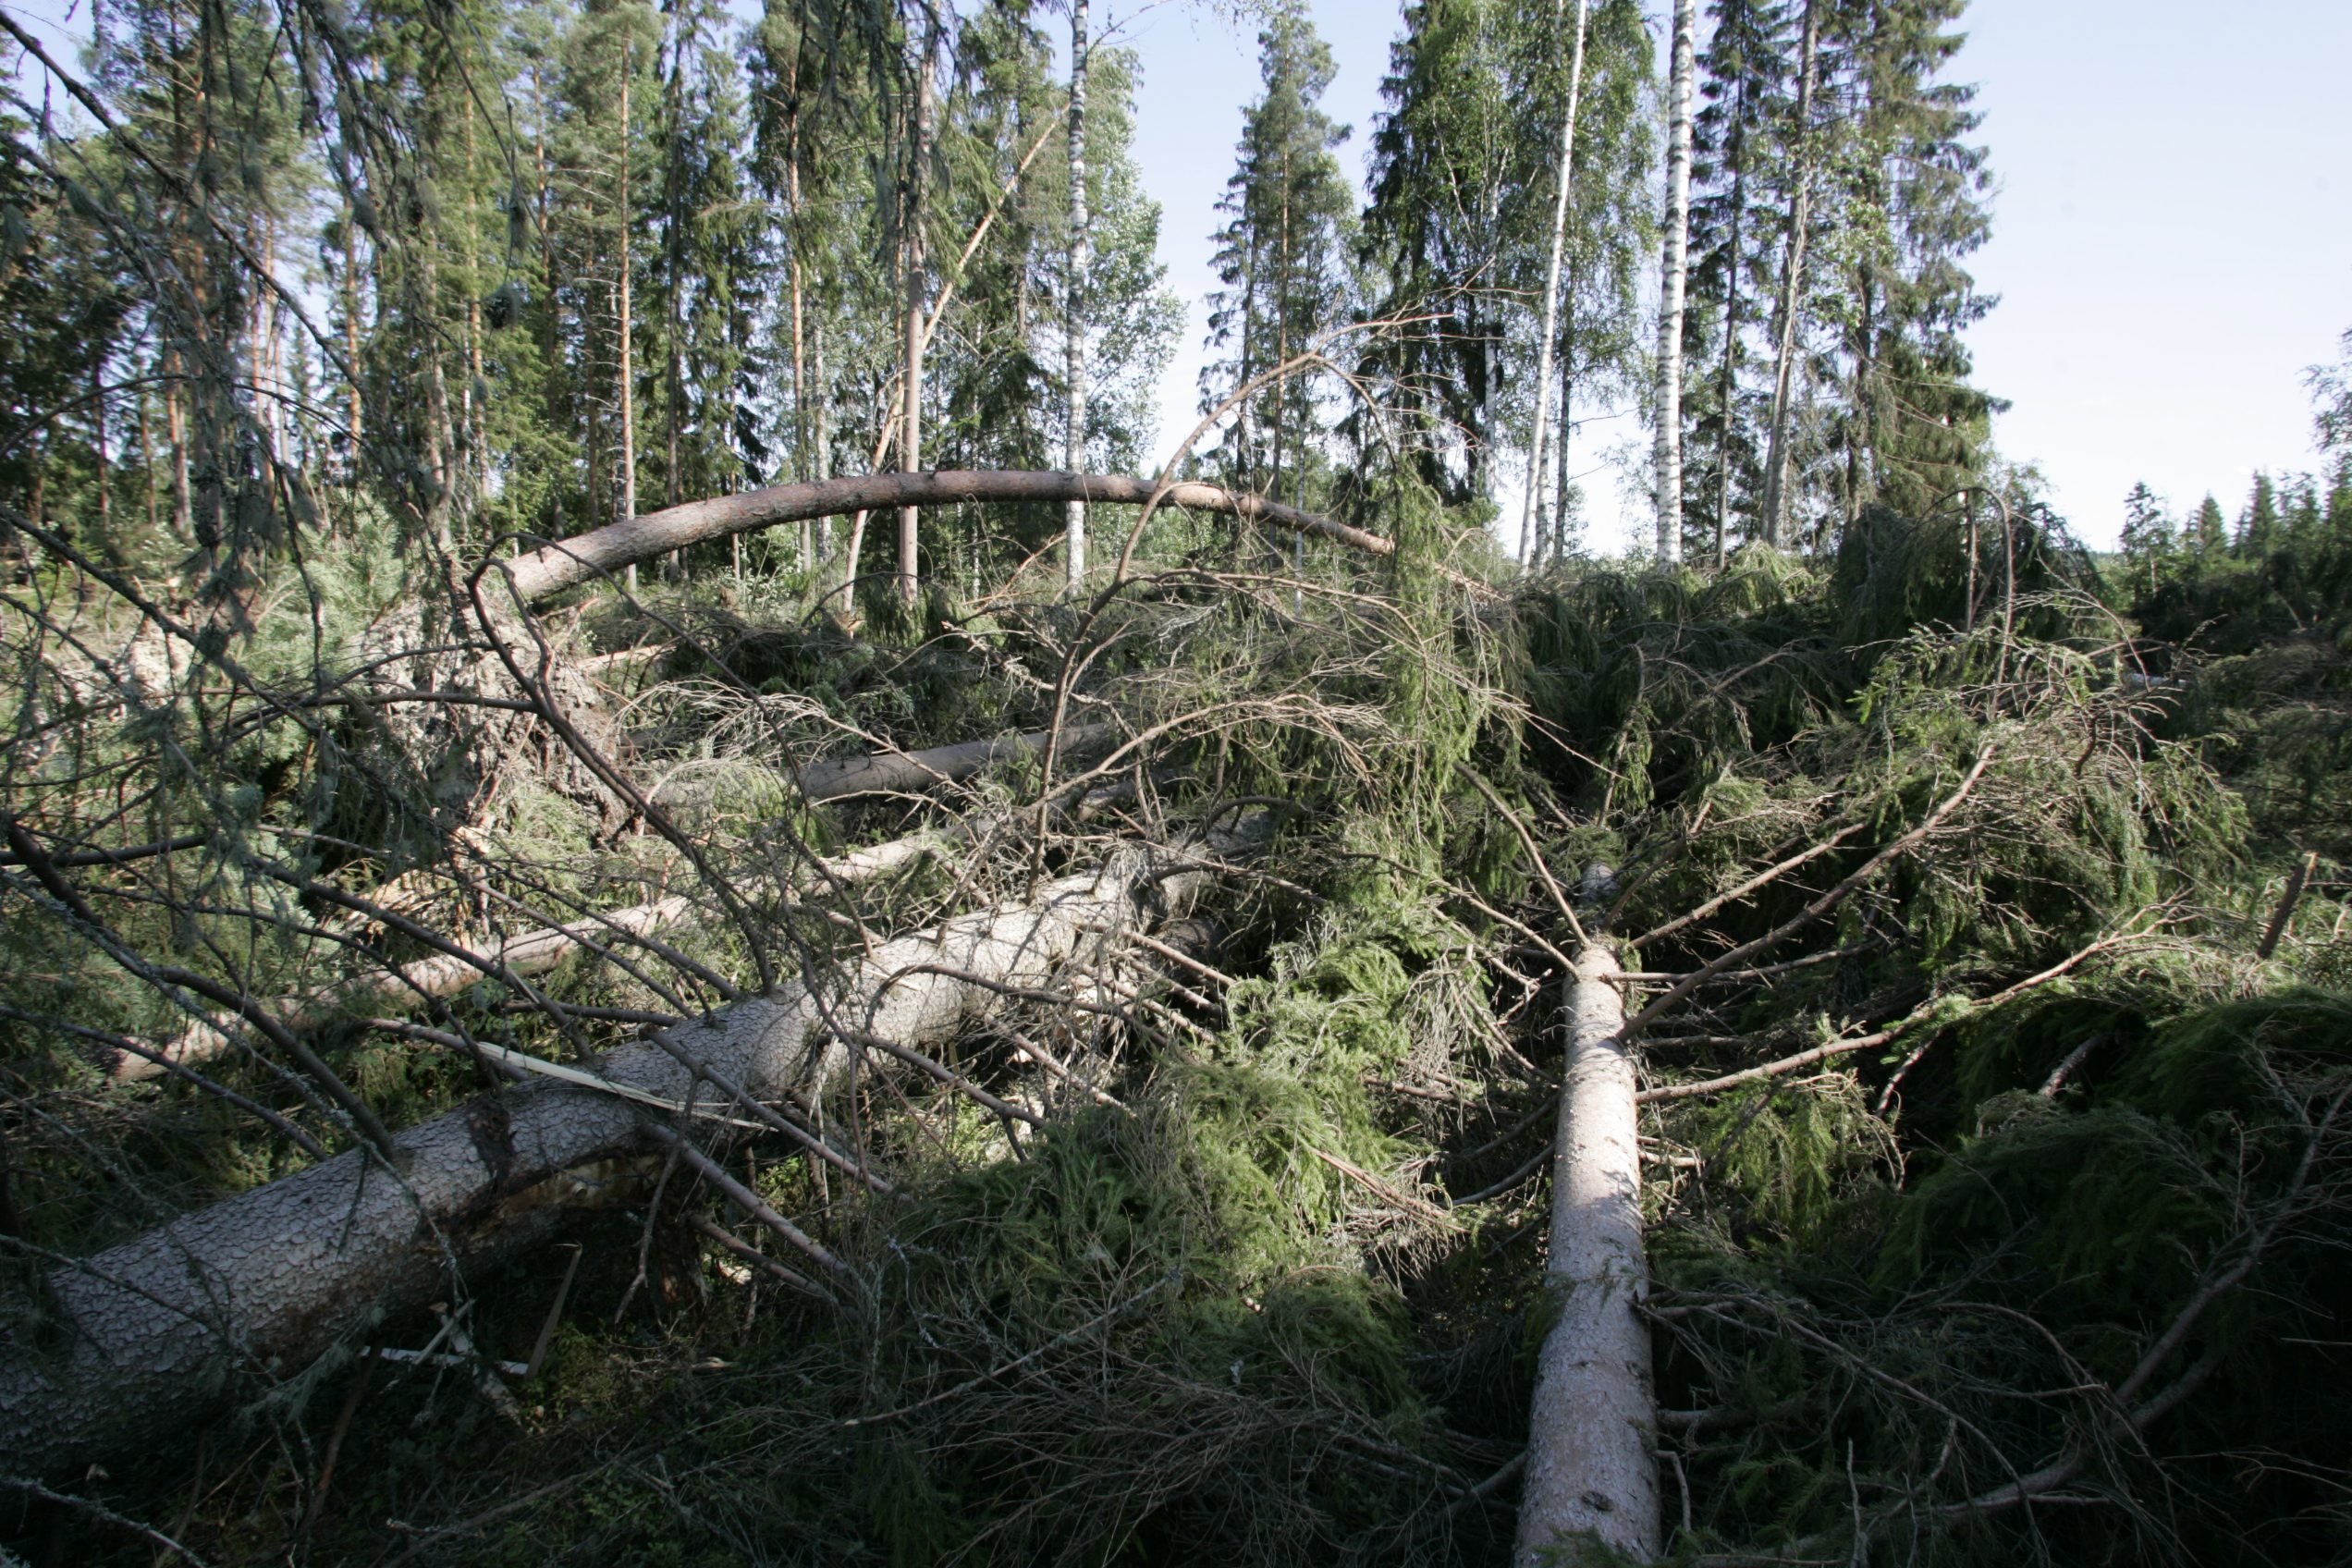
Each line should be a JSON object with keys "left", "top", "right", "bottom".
{"left": 1062, "top": 0, "right": 1091, "bottom": 594}
{"left": 1551, "top": 325, "right": 1574, "bottom": 563}
{"left": 92, "top": 355, "right": 110, "bottom": 535}
{"left": 1514, "top": 943, "right": 1660, "bottom": 1564}
{"left": 619, "top": 56, "right": 641, "bottom": 592}
{"left": 1650, "top": 0, "right": 1697, "bottom": 566}
{"left": 1758, "top": 0, "right": 1819, "bottom": 551}
{"left": 898, "top": 17, "right": 938, "bottom": 604}
{"left": 138, "top": 390, "right": 158, "bottom": 538}
{"left": 663, "top": 8, "right": 690, "bottom": 521}
{"left": 1711, "top": 83, "right": 1750, "bottom": 570}
{"left": 461, "top": 102, "right": 489, "bottom": 497}
{"left": 165, "top": 369, "right": 191, "bottom": 540}
{"left": 1520, "top": 0, "right": 1590, "bottom": 564}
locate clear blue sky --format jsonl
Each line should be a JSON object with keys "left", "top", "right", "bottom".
{"left": 1111, "top": 0, "right": 2352, "bottom": 551}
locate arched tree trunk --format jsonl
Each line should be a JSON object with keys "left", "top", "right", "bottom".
{"left": 503, "top": 470, "right": 1395, "bottom": 602}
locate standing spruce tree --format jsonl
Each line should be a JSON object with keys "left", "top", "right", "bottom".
{"left": 554, "top": 0, "right": 662, "bottom": 572}
{"left": 1816, "top": 0, "right": 1997, "bottom": 534}
{"left": 2236, "top": 471, "right": 2282, "bottom": 558}
{"left": 1682, "top": 0, "right": 1788, "bottom": 563}
{"left": 2120, "top": 480, "right": 2174, "bottom": 597}
{"left": 1201, "top": 4, "right": 1354, "bottom": 520}
{"left": 650, "top": 0, "right": 769, "bottom": 557}
{"left": 1358, "top": 0, "right": 1518, "bottom": 507}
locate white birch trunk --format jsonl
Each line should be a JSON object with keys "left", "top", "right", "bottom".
{"left": 1519, "top": 0, "right": 1591, "bottom": 563}
{"left": 1514, "top": 944, "right": 1660, "bottom": 1565}
{"left": 1650, "top": 0, "right": 1697, "bottom": 567}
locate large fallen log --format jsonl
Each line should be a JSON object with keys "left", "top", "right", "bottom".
{"left": 1514, "top": 944, "right": 1660, "bottom": 1565}
{"left": 0, "top": 830, "right": 1244, "bottom": 1476}
{"left": 117, "top": 753, "right": 1136, "bottom": 1084}
{"left": 500, "top": 470, "right": 1397, "bottom": 602}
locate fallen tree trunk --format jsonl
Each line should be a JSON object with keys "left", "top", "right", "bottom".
{"left": 1, "top": 830, "right": 1243, "bottom": 1475}
{"left": 118, "top": 759, "right": 1136, "bottom": 1084}
{"left": 1514, "top": 944, "right": 1660, "bottom": 1565}
{"left": 501, "top": 471, "right": 1397, "bottom": 602}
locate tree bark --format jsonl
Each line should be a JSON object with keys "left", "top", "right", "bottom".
{"left": 899, "top": 17, "right": 939, "bottom": 602}
{"left": 1651, "top": 0, "right": 1697, "bottom": 567}
{"left": 1514, "top": 943, "right": 1659, "bottom": 1565}
{"left": 1063, "top": 0, "right": 1092, "bottom": 594}
{"left": 1, "top": 831, "right": 1244, "bottom": 1476}
{"left": 1519, "top": 0, "right": 1591, "bottom": 564}
{"left": 1758, "top": 0, "right": 1819, "bottom": 550}
{"left": 504, "top": 470, "right": 1395, "bottom": 602}
{"left": 619, "top": 55, "right": 641, "bottom": 593}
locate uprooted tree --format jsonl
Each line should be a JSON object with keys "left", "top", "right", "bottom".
{"left": 6, "top": 2, "right": 2352, "bottom": 1564}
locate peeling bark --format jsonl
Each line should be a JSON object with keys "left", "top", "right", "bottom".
{"left": 1, "top": 833, "right": 1241, "bottom": 1476}
{"left": 1515, "top": 944, "right": 1660, "bottom": 1565}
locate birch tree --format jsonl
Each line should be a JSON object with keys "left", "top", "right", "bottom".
{"left": 1651, "top": 0, "right": 1697, "bottom": 564}
{"left": 1519, "top": 0, "right": 1592, "bottom": 564}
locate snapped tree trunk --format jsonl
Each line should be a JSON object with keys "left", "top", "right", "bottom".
{"left": 1651, "top": 0, "right": 1697, "bottom": 567}
{"left": 502, "top": 470, "right": 1395, "bottom": 602}
{"left": 1514, "top": 943, "right": 1660, "bottom": 1565}
{"left": 0, "top": 831, "right": 1248, "bottom": 1476}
